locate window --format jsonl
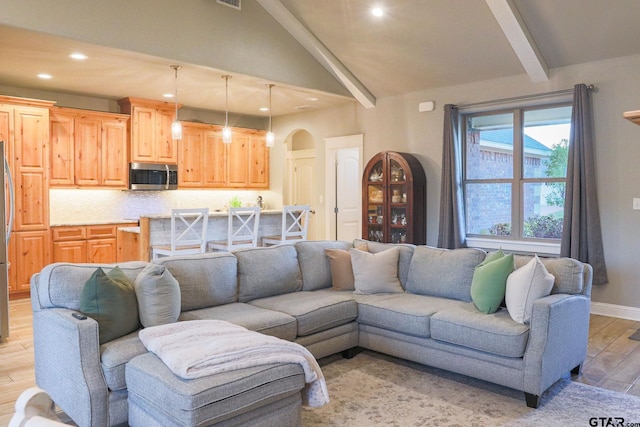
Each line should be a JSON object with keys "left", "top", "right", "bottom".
{"left": 462, "top": 104, "right": 571, "bottom": 253}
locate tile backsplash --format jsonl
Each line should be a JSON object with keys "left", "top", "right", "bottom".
{"left": 49, "top": 189, "right": 279, "bottom": 225}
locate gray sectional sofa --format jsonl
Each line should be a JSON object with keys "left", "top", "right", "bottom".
{"left": 30, "top": 239, "right": 592, "bottom": 426}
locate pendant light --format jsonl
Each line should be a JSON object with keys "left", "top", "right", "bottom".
{"left": 265, "top": 83, "right": 275, "bottom": 147}
{"left": 170, "top": 65, "right": 182, "bottom": 140}
{"left": 222, "top": 75, "right": 232, "bottom": 144}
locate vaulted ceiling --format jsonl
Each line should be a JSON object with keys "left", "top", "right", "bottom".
{"left": 1, "top": 0, "right": 640, "bottom": 117}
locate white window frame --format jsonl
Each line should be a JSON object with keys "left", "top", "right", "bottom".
{"left": 461, "top": 102, "right": 571, "bottom": 256}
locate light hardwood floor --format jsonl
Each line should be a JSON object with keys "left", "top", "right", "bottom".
{"left": 1, "top": 298, "right": 640, "bottom": 425}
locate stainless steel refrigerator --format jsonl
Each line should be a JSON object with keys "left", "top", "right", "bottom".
{"left": 0, "top": 140, "right": 14, "bottom": 338}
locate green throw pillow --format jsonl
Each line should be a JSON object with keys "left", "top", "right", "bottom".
{"left": 470, "top": 253, "right": 514, "bottom": 314}
{"left": 482, "top": 248, "right": 505, "bottom": 266}
{"left": 80, "top": 267, "right": 140, "bottom": 344}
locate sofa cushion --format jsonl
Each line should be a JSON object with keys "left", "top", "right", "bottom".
{"left": 34, "top": 261, "right": 148, "bottom": 310}
{"left": 236, "top": 245, "right": 303, "bottom": 302}
{"left": 296, "top": 240, "right": 353, "bottom": 291}
{"left": 430, "top": 303, "right": 530, "bottom": 358}
{"left": 470, "top": 253, "right": 514, "bottom": 314}
{"left": 100, "top": 330, "right": 147, "bottom": 391}
{"left": 80, "top": 267, "right": 140, "bottom": 344}
{"left": 405, "top": 246, "right": 486, "bottom": 302}
{"left": 350, "top": 247, "right": 404, "bottom": 294}
{"left": 134, "top": 263, "right": 181, "bottom": 327}
{"left": 179, "top": 303, "right": 297, "bottom": 341}
{"left": 354, "top": 239, "right": 415, "bottom": 288}
{"left": 249, "top": 291, "right": 358, "bottom": 336}
{"left": 354, "top": 293, "right": 466, "bottom": 338}
{"left": 506, "top": 255, "right": 555, "bottom": 324}
{"left": 155, "top": 253, "right": 238, "bottom": 311}
{"left": 515, "top": 255, "right": 584, "bottom": 295}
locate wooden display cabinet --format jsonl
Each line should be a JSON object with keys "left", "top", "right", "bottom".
{"left": 362, "top": 151, "right": 426, "bottom": 244}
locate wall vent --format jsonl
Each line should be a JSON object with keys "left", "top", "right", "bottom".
{"left": 217, "top": 0, "right": 241, "bottom": 10}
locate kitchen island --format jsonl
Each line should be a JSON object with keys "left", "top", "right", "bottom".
{"left": 137, "top": 210, "right": 283, "bottom": 260}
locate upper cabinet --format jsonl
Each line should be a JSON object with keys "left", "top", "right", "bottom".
{"left": 50, "top": 107, "right": 129, "bottom": 188}
{"left": 118, "top": 97, "right": 178, "bottom": 164}
{"left": 179, "top": 122, "right": 268, "bottom": 189}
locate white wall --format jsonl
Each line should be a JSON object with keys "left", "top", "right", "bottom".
{"left": 271, "top": 53, "right": 640, "bottom": 311}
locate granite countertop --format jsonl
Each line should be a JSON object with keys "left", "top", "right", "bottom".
{"left": 140, "top": 209, "right": 281, "bottom": 219}
{"left": 118, "top": 226, "right": 141, "bottom": 234}
{"left": 50, "top": 219, "right": 139, "bottom": 227}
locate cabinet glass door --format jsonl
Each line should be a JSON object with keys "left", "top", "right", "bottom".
{"left": 366, "top": 159, "right": 384, "bottom": 242}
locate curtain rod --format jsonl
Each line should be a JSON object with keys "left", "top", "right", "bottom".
{"left": 452, "top": 84, "right": 595, "bottom": 110}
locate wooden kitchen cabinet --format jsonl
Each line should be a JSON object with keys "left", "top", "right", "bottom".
{"left": 52, "top": 223, "right": 136, "bottom": 264}
{"left": 226, "top": 129, "right": 269, "bottom": 189}
{"left": 179, "top": 122, "right": 228, "bottom": 188}
{"left": 1, "top": 96, "right": 54, "bottom": 297}
{"left": 14, "top": 230, "right": 50, "bottom": 294}
{"left": 118, "top": 97, "right": 178, "bottom": 164}
{"left": 50, "top": 107, "right": 129, "bottom": 188}
{"left": 178, "top": 123, "right": 266, "bottom": 188}
{"left": 247, "top": 132, "right": 269, "bottom": 188}
{"left": 178, "top": 124, "right": 205, "bottom": 187}
{"left": 204, "top": 130, "right": 227, "bottom": 187}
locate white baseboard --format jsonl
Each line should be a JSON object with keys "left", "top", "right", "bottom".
{"left": 590, "top": 302, "right": 640, "bottom": 321}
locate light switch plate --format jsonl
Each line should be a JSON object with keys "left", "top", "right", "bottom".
{"left": 633, "top": 198, "right": 640, "bottom": 210}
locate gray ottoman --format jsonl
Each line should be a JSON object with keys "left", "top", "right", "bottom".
{"left": 126, "top": 352, "right": 305, "bottom": 427}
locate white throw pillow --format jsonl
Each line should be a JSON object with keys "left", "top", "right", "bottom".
{"left": 505, "top": 255, "right": 555, "bottom": 324}
{"left": 134, "top": 264, "right": 181, "bottom": 327}
{"left": 350, "top": 247, "right": 403, "bottom": 294}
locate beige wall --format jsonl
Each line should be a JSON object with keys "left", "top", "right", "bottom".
{"left": 271, "top": 53, "right": 640, "bottom": 310}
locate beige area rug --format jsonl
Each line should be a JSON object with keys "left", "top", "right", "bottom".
{"left": 302, "top": 351, "right": 640, "bottom": 427}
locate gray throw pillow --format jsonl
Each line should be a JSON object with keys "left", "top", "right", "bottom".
{"left": 350, "top": 247, "right": 404, "bottom": 294}
{"left": 134, "top": 264, "right": 181, "bottom": 327}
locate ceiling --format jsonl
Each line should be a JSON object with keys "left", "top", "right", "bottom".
{"left": 2, "top": 0, "right": 640, "bottom": 118}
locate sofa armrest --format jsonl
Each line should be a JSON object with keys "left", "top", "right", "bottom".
{"left": 523, "top": 293, "right": 591, "bottom": 396}
{"left": 33, "top": 308, "right": 109, "bottom": 427}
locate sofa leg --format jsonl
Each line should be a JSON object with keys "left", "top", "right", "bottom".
{"left": 341, "top": 347, "right": 362, "bottom": 359}
{"left": 524, "top": 392, "right": 540, "bottom": 409}
{"left": 570, "top": 364, "right": 583, "bottom": 376}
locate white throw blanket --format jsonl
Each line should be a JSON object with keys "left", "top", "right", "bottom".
{"left": 138, "top": 320, "right": 329, "bottom": 407}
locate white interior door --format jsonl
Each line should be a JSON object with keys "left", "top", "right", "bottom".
{"left": 292, "top": 156, "right": 316, "bottom": 240}
{"left": 335, "top": 148, "right": 361, "bottom": 241}
{"left": 325, "top": 135, "right": 363, "bottom": 241}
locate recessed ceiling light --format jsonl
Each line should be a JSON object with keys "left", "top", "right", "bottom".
{"left": 163, "top": 93, "right": 174, "bottom": 98}
{"left": 259, "top": 107, "right": 269, "bottom": 112}
{"left": 37, "top": 73, "right": 52, "bottom": 80}
{"left": 306, "top": 97, "right": 319, "bottom": 102}
{"left": 371, "top": 7, "right": 384, "bottom": 17}
{"left": 69, "top": 52, "right": 88, "bottom": 60}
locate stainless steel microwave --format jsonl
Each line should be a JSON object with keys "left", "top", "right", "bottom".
{"left": 128, "top": 163, "right": 178, "bottom": 190}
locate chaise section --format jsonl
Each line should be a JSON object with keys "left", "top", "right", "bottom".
{"left": 179, "top": 302, "right": 297, "bottom": 341}
{"left": 126, "top": 352, "right": 305, "bottom": 427}
{"left": 430, "top": 303, "right": 530, "bottom": 358}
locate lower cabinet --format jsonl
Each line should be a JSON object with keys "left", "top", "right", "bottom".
{"left": 52, "top": 223, "right": 136, "bottom": 264}
{"left": 12, "top": 231, "right": 51, "bottom": 294}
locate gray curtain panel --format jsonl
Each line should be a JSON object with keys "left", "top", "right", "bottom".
{"left": 561, "top": 83, "right": 608, "bottom": 285}
{"left": 437, "top": 104, "right": 466, "bottom": 249}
